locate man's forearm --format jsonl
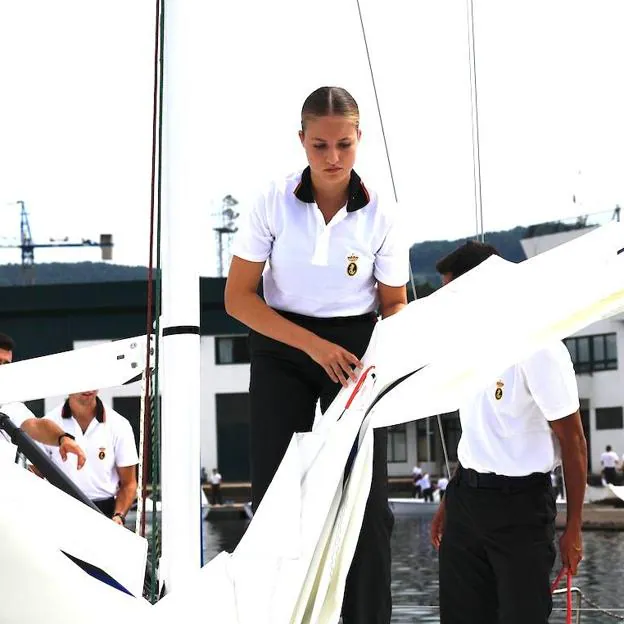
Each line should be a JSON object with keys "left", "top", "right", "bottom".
{"left": 20, "top": 418, "right": 64, "bottom": 446}
{"left": 115, "top": 482, "right": 137, "bottom": 516}
{"left": 561, "top": 435, "right": 587, "bottom": 530}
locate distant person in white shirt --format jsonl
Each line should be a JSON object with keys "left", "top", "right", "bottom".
{"left": 39, "top": 390, "right": 138, "bottom": 526}
{"left": 209, "top": 468, "right": 223, "bottom": 505}
{"left": 431, "top": 242, "right": 587, "bottom": 624}
{"left": 437, "top": 476, "right": 449, "bottom": 500}
{"left": 412, "top": 464, "right": 423, "bottom": 498}
{"left": 418, "top": 473, "right": 433, "bottom": 502}
{"left": 0, "top": 332, "right": 85, "bottom": 468}
{"left": 600, "top": 445, "right": 620, "bottom": 484}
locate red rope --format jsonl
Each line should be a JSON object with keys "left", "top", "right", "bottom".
{"left": 345, "top": 366, "right": 375, "bottom": 409}
{"left": 551, "top": 567, "right": 573, "bottom": 624}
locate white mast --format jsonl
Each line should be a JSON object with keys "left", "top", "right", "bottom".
{"left": 159, "top": 0, "right": 207, "bottom": 592}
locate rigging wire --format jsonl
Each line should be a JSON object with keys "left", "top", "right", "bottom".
{"left": 354, "top": 0, "right": 451, "bottom": 478}
{"left": 466, "top": 0, "right": 485, "bottom": 242}
{"left": 136, "top": 0, "right": 165, "bottom": 603}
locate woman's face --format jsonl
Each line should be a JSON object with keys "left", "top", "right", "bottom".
{"left": 299, "top": 115, "right": 360, "bottom": 187}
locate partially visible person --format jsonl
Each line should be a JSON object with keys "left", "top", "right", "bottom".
{"left": 437, "top": 476, "right": 449, "bottom": 500}
{"left": 431, "top": 241, "right": 587, "bottom": 624}
{"left": 210, "top": 467, "right": 223, "bottom": 505}
{"left": 418, "top": 473, "right": 433, "bottom": 502}
{"left": 0, "top": 332, "right": 86, "bottom": 468}
{"left": 412, "top": 464, "right": 423, "bottom": 498}
{"left": 39, "top": 390, "right": 138, "bottom": 525}
{"left": 601, "top": 445, "right": 619, "bottom": 484}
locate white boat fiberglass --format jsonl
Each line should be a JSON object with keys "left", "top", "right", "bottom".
{"left": 2, "top": 222, "right": 624, "bottom": 623}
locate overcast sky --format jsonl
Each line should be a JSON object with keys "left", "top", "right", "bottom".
{"left": 0, "top": 0, "right": 622, "bottom": 275}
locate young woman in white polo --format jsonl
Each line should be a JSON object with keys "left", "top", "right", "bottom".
{"left": 225, "top": 86, "right": 408, "bottom": 624}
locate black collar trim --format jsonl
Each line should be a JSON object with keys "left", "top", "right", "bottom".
{"left": 62, "top": 396, "right": 105, "bottom": 423}
{"left": 293, "top": 166, "right": 370, "bottom": 212}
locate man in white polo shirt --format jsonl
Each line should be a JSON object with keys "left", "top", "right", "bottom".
{"left": 40, "top": 390, "right": 138, "bottom": 525}
{"left": 0, "top": 332, "right": 86, "bottom": 468}
{"left": 431, "top": 242, "right": 587, "bottom": 624}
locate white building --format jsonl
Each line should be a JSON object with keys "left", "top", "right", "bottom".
{"left": 521, "top": 225, "right": 624, "bottom": 472}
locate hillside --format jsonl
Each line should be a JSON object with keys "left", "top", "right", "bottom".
{"left": 0, "top": 221, "right": 585, "bottom": 287}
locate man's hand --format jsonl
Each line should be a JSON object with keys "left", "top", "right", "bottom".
{"left": 112, "top": 514, "right": 125, "bottom": 527}
{"left": 430, "top": 499, "right": 446, "bottom": 550}
{"left": 59, "top": 437, "right": 86, "bottom": 470}
{"left": 559, "top": 526, "right": 583, "bottom": 575}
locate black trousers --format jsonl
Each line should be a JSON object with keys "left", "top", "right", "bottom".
{"left": 93, "top": 496, "right": 116, "bottom": 518}
{"left": 249, "top": 311, "right": 393, "bottom": 624}
{"left": 210, "top": 483, "right": 223, "bottom": 505}
{"left": 439, "top": 469, "right": 556, "bottom": 624}
{"left": 604, "top": 466, "right": 617, "bottom": 484}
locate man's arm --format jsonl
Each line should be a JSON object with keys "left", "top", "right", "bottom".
{"left": 113, "top": 465, "right": 138, "bottom": 525}
{"left": 550, "top": 410, "right": 587, "bottom": 575}
{"left": 20, "top": 418, "right": 86, "bottom": 469}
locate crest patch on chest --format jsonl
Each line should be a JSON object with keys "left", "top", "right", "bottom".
{"left": 347, "top": 254, "right": 359, "bottom": 276}
{"left": 495, "top": 380, "right": 504, "bottom": 400}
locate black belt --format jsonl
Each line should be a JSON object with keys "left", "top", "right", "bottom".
{"left": 274, "top": 309, "right": 377, "bottom": 327}
{"left": 457, "top": 465, "right": 550, "bottom": 492}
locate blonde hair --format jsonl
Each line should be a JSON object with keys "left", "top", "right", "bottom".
{"left": 301, "top": 86, "right": 359, "bottom": 131}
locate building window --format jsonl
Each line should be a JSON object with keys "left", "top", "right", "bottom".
{"left": 215, "top": 336, "right": 250, "bottom": 365}
{"left": 416, "top": 419, "right": 436, "bottom": 462}
{"left": 387, "top": 424, "right": 407, "bottom": 463}
{"left": 564, "top": 333, "right": 617, "bottom": 373}
{"left": 595, "top": 407, "right": 624, "bottom": 430}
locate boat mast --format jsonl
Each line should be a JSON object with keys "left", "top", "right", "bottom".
{"left": 159, "top": 0, "right": 205, "bottom": 592}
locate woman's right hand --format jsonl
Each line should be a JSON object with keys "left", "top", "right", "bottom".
{"left": 306, "top": 337, "right": 363, "bottom": 387}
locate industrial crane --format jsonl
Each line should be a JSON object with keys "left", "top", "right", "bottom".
{"left": 0, "top": 201, "right": 113, "bottom": 285}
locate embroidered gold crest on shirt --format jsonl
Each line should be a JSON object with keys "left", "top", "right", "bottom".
{"left": 347, "top": 254, "right": 359, "bottom": 277}
{"left": 98, "top": 447, "right": 106, "bottom": 460}
{"left": 495, "top": 380, "right": 504, "bottom": 400}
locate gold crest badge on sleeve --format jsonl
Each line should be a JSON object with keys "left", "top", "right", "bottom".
{"left": 98, "top": 447, "right": 106, "bottom": 460}
{"left": 495, "top": 380, "right": 504, "bottom": 400}
{"left": 347, "top": 254, "right": 359, "bottom": 276}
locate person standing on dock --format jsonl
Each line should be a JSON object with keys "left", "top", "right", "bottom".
{"left": 209, "top": 467, "right": 223, "bottom": 505}
{"left": 431, "top": 241, "right": 587, "bottom": 624}
{"left": 225, "top": 86, "right": 408, "bottom": 624}
{"left": 600, "top": 445, "right": 619, "bottom": 484}
{"left": 38, "top": 390, "right": 139, "bottom": 525}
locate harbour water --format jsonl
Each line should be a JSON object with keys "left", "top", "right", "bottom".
{"left": 201, "top": 515, "right": 624, "bottom": 623}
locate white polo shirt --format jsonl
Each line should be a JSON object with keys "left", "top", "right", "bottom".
{"left": 0, "top": 402, "right": 35, "bottom": 464}
{"left": 40, "top": 401, "right": 139, "bottom": 501}
{"left": 601, "top": 450, "right": 619, "bottom": 468}
{"left": 231, "top": 167, "right": 409, "bottom": 318}
{"left": 458, "top": 341, "right": 580, "bottom": 476}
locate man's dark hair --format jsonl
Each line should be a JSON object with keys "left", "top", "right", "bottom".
{"left": 436, "top": 240, "right": 500, "bottom": 279}
{"left": 0, "top": 333, "right": 15, "bottom": 352}
{"left": 607, "top": 445, "right": 613, "bottom": 452}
